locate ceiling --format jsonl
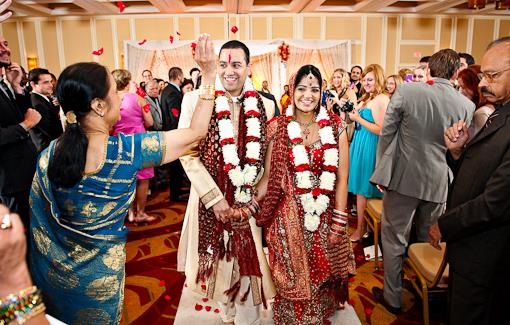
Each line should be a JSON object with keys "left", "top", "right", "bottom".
{"left": 9, "top": 0, "right": 510, "bottom": 17}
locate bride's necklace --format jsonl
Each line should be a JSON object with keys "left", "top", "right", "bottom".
{"left": 296, "top": 118, "right": 315, "bottom": 140}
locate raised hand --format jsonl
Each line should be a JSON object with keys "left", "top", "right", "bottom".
{"left": 194, "top": 33, "right": 216, "bottom": 83}
{"left": 444, "top": 120, "right": 469, "bottom": 160}
{"left": 5, "top": 62, "right": 23, "bottom": 92}
{"left": 23, "top": 108, "right": 42, "bottom": 129}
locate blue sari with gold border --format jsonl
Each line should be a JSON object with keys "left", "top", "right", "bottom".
{"left": 29, "top": 132, "right": 165, "bottom": 324}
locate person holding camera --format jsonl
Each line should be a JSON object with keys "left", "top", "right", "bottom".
{"left": 347, "top": 64, "right": 390, "bottom": 242}
{"left": 326, "top": 68, "right": 358, "bottom": 142}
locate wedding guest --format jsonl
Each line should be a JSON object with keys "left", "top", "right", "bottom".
{"left": 280, "top": 84, "right": 291, "bottom": 112}
{"left": 386, "top": 74, "right": 403, "bottom": 98}
{"left": 181, "top": 78, "right": 194, "bottom": 94}
{"left": 350, "top": 65, "right": 363, "bottom": 99}
{"left": 413, "top": 65, "right": 428, "bottom": 83}
{"left": 29, "top": 34, "right": 215, "bottom": 324}
{"left": 348, "top": 64, "right": 389, "bottom": 242}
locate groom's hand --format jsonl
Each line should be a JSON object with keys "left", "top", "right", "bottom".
{"left": 212, "top": 198, "right": 234, "bottom": 223}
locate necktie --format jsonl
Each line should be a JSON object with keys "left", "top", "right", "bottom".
{"left": 0, "top": 79, "right": 15, "bottom": 102}
{"left": 484, "top": 108, "right": 500, "bottom": 129}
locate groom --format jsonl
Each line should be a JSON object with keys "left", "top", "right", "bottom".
{"left": 177, "top": 40, "right": 275, "bottom": 324}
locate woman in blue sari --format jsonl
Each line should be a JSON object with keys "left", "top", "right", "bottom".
{"left": 29, "top": 34, "right": 217, "bottom": 324}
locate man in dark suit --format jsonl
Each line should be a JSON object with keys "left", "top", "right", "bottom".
{"left": 29, "top": 68, "right": 63, "bottom": 151}
{"left": 0, "top": 35, "right": 41, "bottom": 228}
{"left": 429, "top": 37, "right": 510, "bottom": 325}
{"left": 161, "top": 67, "right": 187, "bottom": 201}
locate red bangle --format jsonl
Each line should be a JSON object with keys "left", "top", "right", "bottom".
{"left": 143, "top": 103, "right": 151, "bottom": 113}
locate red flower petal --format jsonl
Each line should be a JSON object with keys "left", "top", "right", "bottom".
{"left": 215, "top": 90, "right": 225, "bottom": 96}
{"left": 159, "top": 280, "right": 166, "bottom": 287}
{"left": 214, "top": 309, "right": 220, "bottom": 313}
{"left": 426, "top": 80, "right": 435, "bottom": 85}
{"left": 138, "top": 39, "right": 147, "bottom": 46}
{"left": 244, "top": 90, "right": 257, "bottom": 97}
{"left": 171, "top": 108, "right": 179, "bottom": 117}
{"left": 169, "top": 35, "right": 174, "bottom": 44}
{"left": 117, "top": 1, "right": 126, "bottom": 13}
{"left": 205, "top": 306, "right": 212, "bottom": 312}
{"left": 202, "top": 297, "right": 209, "bottom": 302}
{"left": 92, "top": 47, "right": 104, "bottom": 56}
{"left": 191, "top": 42, "right": 197, "bottom": 49}
{"left": 312, "top": 188, "right": 321, "bottom": 197}
{"left": 164, "top": 295, "right": 171, "bottom": 300}
{"left": 230, "top": 25, "right": 239, "bottom": 34}
{"left": 195, "top": 303, "right": 203, "bottom": 311}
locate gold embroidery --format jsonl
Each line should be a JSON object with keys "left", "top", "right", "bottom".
{"left": 32, "top": 227, "right": 50, "bottom": 255}
{"left": 81, "top": 201, "right": 97, "bottom": 217}
{"left": 102, "top": 244, "right": 125, "bottom": 271}
{"left": 101, "top": 202, "right": 117, "bottom": 216}
{"left": 39, "top": 152, "right": 49, "bottom": 171}
{"left": 48, "top": 260, "right": 79, "bottom": 289}
{"left": 85, "top": 275, "right": 120, "bottom": 301}
{"left": 63, "top": 237, "right": 99, "bottom": 263}
{"left": 141, "top": 134, "right": 159, "bottom": 155}
{"left": 72, "top": 308, "right": 111, "bottom": 325}
{"left": 201, "top": 188, "right": 222, "bottom": 207}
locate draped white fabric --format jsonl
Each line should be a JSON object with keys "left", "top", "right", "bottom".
{"left": 125, "top": 39, "right": 350, "bottom": 100}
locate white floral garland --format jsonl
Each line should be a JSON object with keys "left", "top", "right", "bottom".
{"left": 215, "top": 76, "right": 262, "bottom": 204}
{"left": 287, "top": 106, "right": 339, "bottom": 232}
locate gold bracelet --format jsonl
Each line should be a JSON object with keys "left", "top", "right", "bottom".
{"left": 199, "top": 84, "right": 215, "bottom": 100}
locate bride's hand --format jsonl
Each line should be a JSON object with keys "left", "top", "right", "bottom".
{"left": 194, "top": 33, "right": 216, "bottom": 83}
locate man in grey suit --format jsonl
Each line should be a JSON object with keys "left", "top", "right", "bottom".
{"left": 370, "top": 49, "right": 475, "bottom": 314}
{"left": 144, "top": 79, "right": 163, "bottom": 131}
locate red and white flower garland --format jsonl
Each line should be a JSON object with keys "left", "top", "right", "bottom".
{"left": 287, "top": 106, "right": 339, "bottom": 231}
{"left": 215, "top": 77, "right": 262, "bottom": 204}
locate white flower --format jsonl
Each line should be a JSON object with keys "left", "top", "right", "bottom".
{"left": 243, "top": 97, "right": 259, "bottom": 111}
{"left": 246, "top": 142, "right": 261, "bottom": 160}
{"left": 246, "top": 118, "right": 261, "bottom": 138}
{"left": 287, "top": 121, "right": 302, "bottom": 140}
{"left": 304, "top": 213, "right": 321, "bottom": 232}
{"left": 315, "top": 107, "right": 329, "bottom": 122}
{"left": 316, "top": 195, "right": 330, "bottom": 215}
{"left": 218, "top": 119, "right": 235, "bottom": 140}
{"left": 228, "top": 165, "right": 258, "bottom": 186}
{"left": 319, "top": 172, "right": 336, "bottom": 191}
{"left": 285, "top": 105, "right": 293, "bottom": 117}
{"left": 323, "top": 148, "right": 339, "bottom": 166}
{"left": 215, "top": 96, "right": 230, "bottom": 113}
{"left": 235, "top": 187, "right": 252, "bottom": 203}
{"left": 319, "top": 126, "right": 336, "bottom": 145}
{"left": 295, "top": 171, "right": 312, "bottom": 188}
{"left": 221, "top": 144, "right": 240, "bottom": 165}
{"left": 292, "top": 146, "right": 309, "bottom": 166}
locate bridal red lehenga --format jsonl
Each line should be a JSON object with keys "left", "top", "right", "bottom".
{"left": 257, "top": 114, "right": 356, "bottom": 325}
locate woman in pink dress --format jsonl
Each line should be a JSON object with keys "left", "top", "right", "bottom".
{"left": 112, "top": 69, "right": 155, "bottom": 222}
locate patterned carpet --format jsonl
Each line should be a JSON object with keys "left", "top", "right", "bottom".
{"left": 122, "top": 190, "right": 447, "bottom": 324}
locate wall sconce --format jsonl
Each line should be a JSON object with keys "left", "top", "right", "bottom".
{"left": 468, "top": 0, "right": 486, "bottom": 9}
{"left": 27, "top": 56, "right": 38, "bottom": 70}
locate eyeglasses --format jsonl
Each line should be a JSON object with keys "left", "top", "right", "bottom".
{"left": 478, "top": 67, "right": 510, "bottom": 83}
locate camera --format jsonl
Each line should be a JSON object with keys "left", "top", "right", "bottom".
{"left": 340, "top": 100, "right": 354, "bottom": 113}
{"left": 325, "top": 90, "right": 340, "bottom": 112}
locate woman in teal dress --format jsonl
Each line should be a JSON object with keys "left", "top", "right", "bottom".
{"left": 29, "top": 34, "right": 217, "bottom": 324}
{"left": 347, "top": 64, "right": 390, "bottom": 242}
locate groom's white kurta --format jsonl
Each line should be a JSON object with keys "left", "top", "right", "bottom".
{"left": 177, "top": 89, "right": 276, "bottom": 305}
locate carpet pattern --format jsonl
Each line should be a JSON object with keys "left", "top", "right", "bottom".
{"left": 122, "top": 190, "right": 446, "bottom": 324}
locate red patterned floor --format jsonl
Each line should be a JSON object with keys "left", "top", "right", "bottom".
{"left": 122, "top": 190, "right": 447, "bottom": 324}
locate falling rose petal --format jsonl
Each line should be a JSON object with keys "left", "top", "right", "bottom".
{"left": 195, "top": 303, "right": 203, "bottom": 311}
{"left": 159, "top": 280, "right": 166, "bottom": 287}
{"left": 202, "top": 297, "right": 209, "bottom": 302}
{"left": 176, "top": 31, "right": 181, "bottom": 36}
{"left": 171, "top": 108, "right": 179, "bottom": 117}
{"left": 138, "top": 39, "right": 147, "bottom": 46}
{"left": 92, "top": 47, "right": 104, "bottom": 56}
{"left": 205, "top": 306, "right": 212, "bottom": 312}
{"left": 365, "top": 307, "right": 374, "bottom": 316}
{"left": 201, "top": 284, "right": 206, "bottom": 290}
{"left": 214, "top": 309, "right": 220, "bottom": 313}
{"left": 164, "top": 295, "right": 171, "bottom": 301}
{"left": 191, "top": 42, "right": 197, "bottom": 49}
{"left": 230, "top": 25, "right": 238, "bottom": 34}
{"left": 117, "top": 1, "right": 126, "bottom": 13}
{"left": 169, "top": 35, "right": 174, "bottom": 44}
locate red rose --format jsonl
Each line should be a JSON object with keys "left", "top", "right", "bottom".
{"left": 215, "top": 90, "right": 225, "bottom": 96}
{"left": 317, "top": 119, "right": 329, "bottom": 128}
{"left": 323, "top": 165, "right": 338, "bottom": 172}
{"left": 245, "top": 136, "right": 260, "bottom": 142}
{"left": 290, "top": 137, "right": 303, "bottom": 144}
{"left": 312, "top": 188, "right": 321, "bottom": 197}
{"left": 220, "top": 137, "right": 235, "bottom": 146}
{"left": 214, "top": 309, "right": 220, "bottom": 313}
{"left": 245, "top": 110, "right": 261, "bottom": 117}
{"left": 205, "top": 306, "right": 212, "bottom": 312}
{"left": 216, "top": 111, "right": 231, "bottom": 119}
{"left": 230, "top": 25, "right": 239, "bottom": 34}
{"left": 195, "top": 304, "right": 203, "bottom": 311}
{"left": 245, "top": 158, "right": 258, "bottom": 164}
{"left": 171, "top": 108, "right": 179, "bottom": 117}
{"left": 244, "top": 90, "right": 257, "bottom": 97}
{"left": 191, "top": 42, "right": 197, "bottom": 49}
{"left": 202, "top": 297, "right": 209, "bottom": 302}
{"left": 223, "top": 163, "right": 235, "bottom": 173}
{"left": 295, "top": 164, "right": 310, "bottom": 172}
